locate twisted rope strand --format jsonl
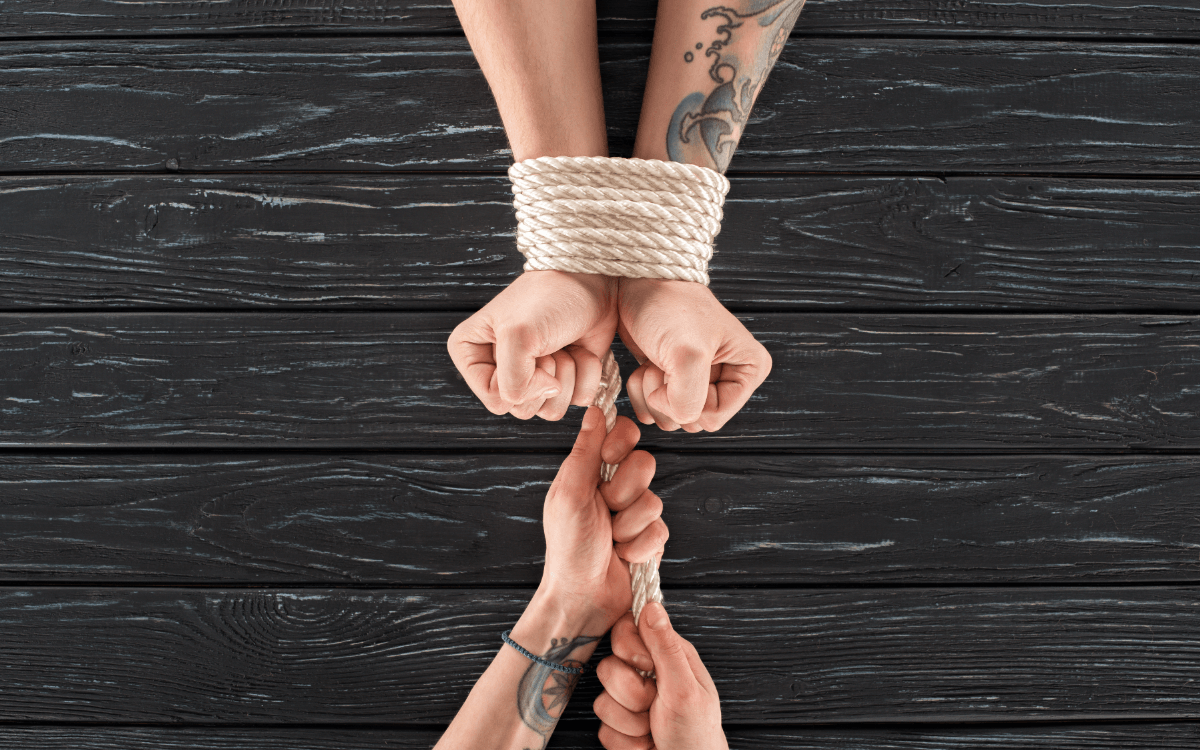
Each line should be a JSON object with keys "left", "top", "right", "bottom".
{"left": 594, "top": 350, "right": 663, "bottom": 679}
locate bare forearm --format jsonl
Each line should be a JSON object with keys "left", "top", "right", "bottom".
{"left": 435, "top": 587, "right": 605, "bottom": 750}
{"left": 634, "top": 0, "right": 806, "bottom": 171}
{"left": 452, "top": 0, "right": 608, "bottom": 161}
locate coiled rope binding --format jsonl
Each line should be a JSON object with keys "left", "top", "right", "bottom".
{"left": 509, "top": 156, "right": 730, "bottom": 286}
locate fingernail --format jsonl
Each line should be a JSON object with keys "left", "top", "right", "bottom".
{"left": 644, "top": 602, "right": 668, "bottom": 631}
{"left": 631, "top": 653, "right": 653, "bottom": 672}
{"left": 542, "top": 388, "right": 560, "bottom": 400}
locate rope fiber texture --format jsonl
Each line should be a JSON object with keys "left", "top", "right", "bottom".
{"left": 511, "top": 157, "right": 728, "bottom": 679}
{"left": 594, "top": 349, "right": 662, "bottom": 679}
{"left": 510, "top": 156, "right": 730, "bottom": 286}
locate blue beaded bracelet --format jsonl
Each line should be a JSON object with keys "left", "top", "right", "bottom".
{"left": 501, "top": 630, "right": 590, "bottom": 675}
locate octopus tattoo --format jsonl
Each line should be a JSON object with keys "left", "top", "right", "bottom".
{"left": 671, "top": 0, "right": 805, "bottom": 171}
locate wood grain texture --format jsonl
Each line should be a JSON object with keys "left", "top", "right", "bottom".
{"left": 3, "top": 0, "right": 1198, "bottom": 38}
{"left": 3, "top": 39, "right": 1199, "bottom": 173}
{"left": 3, "top": 454, "right": 1200, "bottom": 585}
{"left": 4, "top": 725, "right": 1199, "bottom": 750}
{"left": 5, "top": 175, "right": 1200, "bottom": 312}
{"left": 1, "top": 313, "right": 1197, "bottom": 450}
{"left": 3, "top": 587, "right": 1199, "bottom": 723}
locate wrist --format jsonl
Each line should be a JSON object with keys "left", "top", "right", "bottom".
{"left": 513, "top": 583, "right": 610, "bottom": 651}
{"left": 521, "top": 268, "right": 618, "bottom": 296}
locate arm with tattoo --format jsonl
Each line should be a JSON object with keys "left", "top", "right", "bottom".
{"left": 434, "top": 589, "right": 604, "bottom": 750}
{"left": 434, "top": 408, "right": 667, "bottom": 749}
{"left": 635, "top": 0, "right": 806, "bottom": 171}
{"left": 615, "top": 1, "right": 798, "bottom": 433}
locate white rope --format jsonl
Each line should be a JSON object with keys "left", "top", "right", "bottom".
{"left": 593, "top": 349, "right": 663, "bottom": 679}
{"left": 511, "top": 157, "right": 727, "bottom": 678}
{"left": 509, "top": 156, "right": 730, "bottom": 286}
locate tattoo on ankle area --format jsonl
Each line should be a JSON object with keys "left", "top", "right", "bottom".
{"left": 516, "top": 634, "right": 600, "bottom": 749}
{"left": 669, "top": 0, "right": 806, "bottom": 172}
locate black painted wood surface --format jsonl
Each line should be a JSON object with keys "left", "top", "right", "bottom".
{"left": 4, "top": 0, "right": 1199, "bottom": 38}
{"left": 4, "top": 724, "right": 1199, "bottom": 750}
{"left": 5, "top": 0, "right": 1198, "bottom": 742}
{"left": 4, "top": 39, "right": 1200, "bottom": 174}
{"left": 3, "top": 453, "right": 1199, "bottom": 585}
{"left": 2, "top": 313, "right": 1196, "bottom": 450}
{"left": 5, "top": 175, "right": 1200, "bottom": 312}
{"left": 4, "top": 587, "right": 1199, "bottom": 724}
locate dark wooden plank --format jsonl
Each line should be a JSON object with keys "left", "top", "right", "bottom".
{"left": 4, "top": 454, "right": 1199, "bottom": 585}
{"left": 3, "top": 39, "right": 1199, "bottom": 173}
{"left": 3, "top": 0, "right": 1198, "bottom": 38}
{"left": 1, "top": 313, "right": 1196, "bottom": 450}
{"left": 3, "top": 587, "right": 1199, "bottom": 723}
{"left": 4, "top": 724, "right": 1199, "bottom": 750}
{"left": 6, "top": 175, "right": 1200, "bottom": 312}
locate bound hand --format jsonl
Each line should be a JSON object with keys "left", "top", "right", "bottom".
{"left": 448, "top": 270, "right": 618, "bottom": 420}
{"left": 594, "top": 603, "right": 727, "bottom": 750}
{"left": 618, "top": 277, "right": 771, "bottom": 433}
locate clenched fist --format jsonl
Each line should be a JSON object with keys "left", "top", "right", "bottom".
{"left": 619, "top": 277, "right": 771, "bottom": 433}
{"left": 448, "top": 270, "right": 618, "bottom": 420}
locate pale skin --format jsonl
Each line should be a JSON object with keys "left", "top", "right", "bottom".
{"left": 448, "top": 0, "right": 805, "bottom": 433}
{"left": 595, "top": 604, "right": 728, "bottom": 750}
{"left": 434, "top": 407, "right": 669, "bottom": 750}
{"left": 443, "top": 1, "right": 805, "bottom": 746}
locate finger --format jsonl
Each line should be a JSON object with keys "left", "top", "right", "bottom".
{"left": 495, "top": 324, "right": 560, "bottom": 405}
{"left": 697, "top": 341, "right": 773, "bottom": 432}
{"left": 536, "top": 350, "right": 576, "bottom": 421}
{"left": 615, "top": 518, "right": 668, "bottom": 564}
{"left": 549, "top": 406, "right": 605, "bottom": 498}
{"left": 509, "top": 355, "right": 556, "bottom": 420}
{"left": 647, "top": 345, "right": 711, "bottom": 426}
{"left": 596, "top": 654, "right": 657, "bottom": 712}
{"left": 565, "top": 345, "right": 603, "bottom": 407}
{"left": 612, "top": 489, "right": 664, "bottom": 543}
{"left": 593, "top": 691, "right": 651, "bottom": 738}
{"left": 600, "top": 450, "right": 655, "bottom": 512}
{"left": 598, "top": 723, "right": 653, "bottom": 750}
{"left": 640, "top": 364, "right": 681, "bottom": 431}
{"left": 637, "top": 601, "right": 695, "bottom": 700}
{"left": 624, "top": 365, "right": 654, "bottom": 425}
{"left": 610, "top": 613, "right": 654, "bottom": 674}
{"left": 447, "top": 320, "right": 507, "bottom": 415}
{"left": 680, "top": 366, "right": 720, "bottom": 433}
{"left": 600, "top": 415, "right": 641, "bottom": 466}
{"left": 679, "top": 635, "right": 719, "bottom": 695}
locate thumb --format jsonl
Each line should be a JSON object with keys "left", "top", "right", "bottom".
{"left": 495, "top": 328, "right": 560, "bottom": 405}
{"left": 551, "top": 406, "right": 607, "bottom": 499}
{"left": 637, "top": 601, "right": 693, "bottom": 698}
{"left": 646, "top": 347, "right": 710, "bottom": 425}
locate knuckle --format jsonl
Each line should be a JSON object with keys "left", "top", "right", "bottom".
{"left": 641, "top": 489, "right": 664, "bottom": 518}
{"left": 538, "top": 403, "right": 569, "bottom": 422}
{"left": 483, "top": 400, "right": 510, "bottom": 416}
{"left": 755, "top": 344, "right": 773, "bottom": 376}
{"left": 669, "top": 343, "right": 709, "bottom": 368}
{"left": 629, "top": 449, "right": 655, "bottom": 474}
{"left": 501, "top": 321, "right": 545, "bottom": 351}
{"left": 653, "top": 519, "right": 670, "bottom": 547}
